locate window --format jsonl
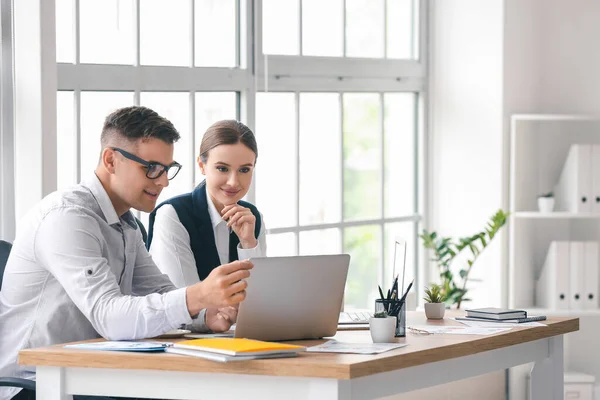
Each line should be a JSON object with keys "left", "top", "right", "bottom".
{"left": 53, "top": 0, "right": 426, "bottom": 310}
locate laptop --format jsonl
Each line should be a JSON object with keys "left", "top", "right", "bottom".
{"left": 234, "top": 254, "right": 350, "bottom": 341}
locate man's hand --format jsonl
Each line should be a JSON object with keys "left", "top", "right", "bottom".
{"left": 205, "top": 306, "right": 238, "bottom": 332}
{"left": 186, "top": 260, "right": 253, "bottom": 317}
{"left": 221, "top": 204, "right": 257, "bottom": 249}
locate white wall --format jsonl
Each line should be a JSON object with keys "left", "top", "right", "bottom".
{"left": 538, "top": 0, "right": 600, "bottom": 114}
{"left": 431, "top": 1, "right": 600, "bottom": 399}
{"left": 429, "top": 0, "right": 504, "bottom": 309}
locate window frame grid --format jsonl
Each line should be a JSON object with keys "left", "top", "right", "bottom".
{"left": 52, "top": 0, "right": 428, "bottom": 301}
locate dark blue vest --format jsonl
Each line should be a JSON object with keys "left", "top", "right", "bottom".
{"left": 147, "top": 182, "right": 261, "bottom": 281}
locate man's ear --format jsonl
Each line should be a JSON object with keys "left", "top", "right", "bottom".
{"left": 102, "top": 148, "right": 117, "bottom": 175}
{"left": 197, "top": 156, "right": 206, "bottom": 175}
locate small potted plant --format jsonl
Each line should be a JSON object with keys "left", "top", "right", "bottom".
{"left": 369, "top": 310, "right": 397, "bottom": 343}
{"left": 537, "top": 192, "right": 555, "bottom": 213}
{"left": 423, "top": 284, "right": 446, "bottom": 320}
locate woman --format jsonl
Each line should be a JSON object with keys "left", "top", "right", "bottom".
{"left": 148, "top": 120, "right": 265, "bottom": 288}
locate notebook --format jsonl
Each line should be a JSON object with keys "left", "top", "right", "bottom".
{"left": 172, "top": 338, "right": 305, "bottom": 357}
{"left": 456, "top": 315, "right": 546, "bottom": 324}
{"left": 165, "top": 347, "right": 299, "bottom": 362}
{"left": 465, "top": 307, "right": 527, "bottom": 320}
{"left": 64, "top": 341, "right": 168, "bottom": 352}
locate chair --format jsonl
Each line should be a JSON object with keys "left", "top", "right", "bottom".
{"left": 135, "top": 217, "right": 148, "bottom": 247}
{"left": 0, "top": 240, "right": 37, "bottom": 392}
{"left": 0, "top": 240, "right": 11, "bottom": 291}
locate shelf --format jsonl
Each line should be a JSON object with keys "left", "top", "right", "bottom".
{"left": 512, "top": 114, "right": 600, "bottom": 122}
{"left": 513, "top": 212, "right": 600, "bottom": 219}
{"left": 524, "top": 308, "right": 600, "bottom": 317}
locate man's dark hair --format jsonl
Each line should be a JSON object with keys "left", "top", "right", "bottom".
{"left": 100, "top": 106, "right": 180, "bottom": 149}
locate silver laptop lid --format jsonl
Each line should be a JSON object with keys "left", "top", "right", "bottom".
{"left": 235, "top": 254, "right": 350, "bottom": 341}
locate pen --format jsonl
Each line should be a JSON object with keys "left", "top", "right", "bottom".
{"left": 398, "top": 279, "right": 414, "bottom": 304}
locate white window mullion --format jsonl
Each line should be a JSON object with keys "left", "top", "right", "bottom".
{"left": 74, "top": 0, "right": 80, "bottom": 65}
{"left": 13, "top": 0, "right": 57, "bottom": 222}
{"left": 0, "top": 0, "right": 16, "bottom": 240}
{"left": 342, "top": 0, "right": 347, "bottom": 57}
{"left": 379, "top": 92, "right": 385, "bottom": 288}
{"left": 189, "top": 90, "right": 196, "bottom": 188}
{"left": 339, "top": 92, "right": 345, "bottom": 251}
{"left": 134, "top": 0, "right": 140, "bottom": 67}
{"left": 294, "top": 91, "right": 300, "bottom": 255}
{"left": 298, "top": 0, "right": 303, "bottom": 55}
{"left": 74, "top": 89, "right": 81, "bottom": 183}
{"left": 190, "top": 0, "right": 195, "bottom": 67}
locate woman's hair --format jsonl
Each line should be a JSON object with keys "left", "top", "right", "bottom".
{"left": 199, "top": 120, "right": 258, "bottom": 163}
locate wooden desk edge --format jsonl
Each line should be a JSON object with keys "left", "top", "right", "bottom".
{"left": 19, "top": 318, "right": 579, "bottom": 381}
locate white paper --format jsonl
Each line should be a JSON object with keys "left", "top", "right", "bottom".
{"left": 451, "top": 318, "right": 546, "bottom": 328}
{"left": 408, "top": 325, "right": 512, "bottom": 335}
{"left": 307, "top": 340, "right": 407, "bottom": 354}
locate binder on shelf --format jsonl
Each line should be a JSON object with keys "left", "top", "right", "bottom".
{"left": 593, "top": 145, "right": 600, "bottom": 213}
{"left": 554, "top": 144, "right": 592, "bottom": 213}
{"left": 569, "top": 242, "right": 584, "bottom": 310}
{"left": 583, "top": 241, "right": 599, "bottom": 310}
{"left": 536, "top": 241, "right": 570, "bottom": 309}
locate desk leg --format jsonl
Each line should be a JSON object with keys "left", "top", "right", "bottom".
{"left": 529, "top": 336, "right": 564, "bottom": 400}
{"left": 36, "top": 366, "right": 71, "bottom": 400}
{"left": 308, "top": 379, "right": 351, "bottom": 399}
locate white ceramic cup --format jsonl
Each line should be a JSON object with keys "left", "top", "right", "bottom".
{"left": 369, "top": 316, "right": 397, "bottom": 343}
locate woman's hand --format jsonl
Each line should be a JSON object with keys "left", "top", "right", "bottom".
{"left": 221, "top": 204, "right": 257, "bottom": 249}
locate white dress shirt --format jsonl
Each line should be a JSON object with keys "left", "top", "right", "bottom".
{"left": 0, "top": 174, "right": 203, "bottom": 400}
{"left": 149, "top": 198, "right": 266, "bottom": 288}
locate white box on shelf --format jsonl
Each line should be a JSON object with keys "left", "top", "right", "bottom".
{"left": 570, "top": 241, "right": 585, "bottom": 310}
{"left": 564, "top": 372, "right": 595, "bottom": 400}
{"left": 536, "top": 241, "right": 570, "bottom": 310}
{"left": 527, "top": 372, "right": 595, "bottom": 400}
{"left": 555, "top": 144, "right": 592, "bottom": 213}
{"left": 584, "top": 242, "right": 600, "bottom": 310}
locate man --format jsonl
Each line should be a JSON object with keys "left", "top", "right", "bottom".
{"left": 0, "top": 106, "right": 252, "bottom": 400}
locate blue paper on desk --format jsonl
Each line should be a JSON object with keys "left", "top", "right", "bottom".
{"left": 64, "top": 341, "right": 169, "bottom": 352}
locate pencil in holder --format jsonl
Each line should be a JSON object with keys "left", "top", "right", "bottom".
{"left": 375, "top": 299, "right": 406, "bottom": 337}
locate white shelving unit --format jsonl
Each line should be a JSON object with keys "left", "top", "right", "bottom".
{"left": 508, "top": 114, "right": 600, "bottom": 400}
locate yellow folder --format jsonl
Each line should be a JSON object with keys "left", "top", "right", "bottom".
{"left": 173, "top": 338, "right": 305, "bottom": 356}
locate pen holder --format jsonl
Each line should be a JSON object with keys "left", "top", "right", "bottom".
{"left": 375, "top": 299, "right": 406, "bottom": 337}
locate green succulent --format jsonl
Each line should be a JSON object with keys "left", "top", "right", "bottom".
{"left": 423, "top": 284, "right": 445, "bottom": 304}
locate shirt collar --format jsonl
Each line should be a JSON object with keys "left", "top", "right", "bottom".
{"left": 82, "top": 173, "right": 137, "bottom": 229}
{"left": 206, "top": 193, "right": 226, "bottom": 230}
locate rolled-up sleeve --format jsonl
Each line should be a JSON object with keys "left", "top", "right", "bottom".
{"left": 34, "top": 207, "right": 193, "bottom": 340}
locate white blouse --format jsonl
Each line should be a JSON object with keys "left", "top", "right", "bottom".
{"left": 149, "top": 198, "right": 266, "bottom": 288}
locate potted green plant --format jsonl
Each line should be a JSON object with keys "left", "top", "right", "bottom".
{"left": 420, "top": 209, "right": 509, "bottom": 309}
{"left": 423, "top": 284, "right": 446, "bottom": 319}
{"left": 537, "top": 192, "right": 554, "bottom": 213}
{"left": 369, "top": 310, "right": 396, "bottom": 343}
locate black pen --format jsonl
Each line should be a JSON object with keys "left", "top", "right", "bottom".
{"left": 398, "top": 279, "right": 414, "bottom": 304}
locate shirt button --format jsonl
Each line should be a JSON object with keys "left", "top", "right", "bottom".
{"left": 87, "top": 269, "right": 92, "bottom": 275}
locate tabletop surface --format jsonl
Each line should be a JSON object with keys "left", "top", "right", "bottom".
{"left": 19, "top": 312, "right": 579, "bottom": 380}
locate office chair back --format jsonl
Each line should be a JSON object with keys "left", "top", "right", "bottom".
{"left": 135, "top": 217, "right": 148, "bottom": 247}
{"left": 0, "top": 240, "right": 12, "bottom": 292}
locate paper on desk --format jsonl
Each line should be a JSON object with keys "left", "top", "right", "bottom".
{"left": 451, "top": 318, "right": 546, "bottom": 328}
{"left": 408, "top": 325, "right": 512, "bottom": 335}
{"left": 307, "top": 340, "right": 407, "bottom": 354}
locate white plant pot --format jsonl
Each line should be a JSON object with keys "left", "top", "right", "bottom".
{"left": 424, "top": 303, "right": 445, "bottom": 320}
{"left": 537, "top": 197, "right": 555, "bottom": 213}
{"left": 369, "top": 316, "right": 397, "bottom": 343}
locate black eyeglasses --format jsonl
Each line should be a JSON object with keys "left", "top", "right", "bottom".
{"left": 112, "top": 148, "right": 182, "bottom": 180}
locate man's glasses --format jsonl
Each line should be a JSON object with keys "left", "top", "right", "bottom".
{"left": 111, "top": 148, "right": 182, "bottom": 180}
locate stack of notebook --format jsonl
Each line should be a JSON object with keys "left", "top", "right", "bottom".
{"left": 459, "top": 308, "right": 546, "bottom": 324}
{"left": 165, "top": 338, "right": 306, "bottom": 362}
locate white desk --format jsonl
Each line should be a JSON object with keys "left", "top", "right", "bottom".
{"left": 20, "top": 313, "right": 578, "bottom": 400}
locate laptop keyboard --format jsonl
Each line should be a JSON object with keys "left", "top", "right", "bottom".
{"left": 338, "top": 311, "right": 373, "bottom": 324}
